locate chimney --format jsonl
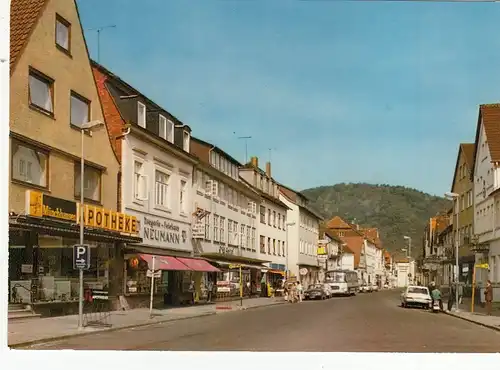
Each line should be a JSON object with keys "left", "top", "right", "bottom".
{"left": 265, "top": 162, "right": 271, "bottom": 177}
{"left": 250, "top": 156, "right": 258, "bottom": 168}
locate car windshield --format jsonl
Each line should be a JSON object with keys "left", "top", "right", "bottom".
{"left": 309, "top": 284, "right": 322, "bottom": 290}
{"left": 408, "top": 287, "right": 428, "bottom": 295}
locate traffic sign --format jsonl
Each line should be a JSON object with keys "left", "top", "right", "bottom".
{"left": 146, "top": 269, "right": 161, "bottom": 278}
{"left": 73, "top": 244, "right": 90, "bottom": 270}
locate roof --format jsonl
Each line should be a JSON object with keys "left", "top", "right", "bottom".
{"left": 323, "top": 229, "right": 343, "bottom": 244}
{"left": 471, "top": 104, "right": 500, "bottom": 181}
{"left": 361, "top": 227, "right": 383, "bottom": 249}
{"left": 10, "top": 0, "right": 48, "bottom": 73}
{"left": 326, "top": 216, "right": 352, "bottom": 229}
{"left": 190, "top": 136, "right": 243, "bottom": 167}
{"left": 450, "top": 143, "right": 475, "bottom": 192}
{"left": 339, "top": 236, "right": 365, "bottom": 268}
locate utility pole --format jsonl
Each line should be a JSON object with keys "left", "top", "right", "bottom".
{"left": 87, "top": 25, "right": 116, "bottom": 63}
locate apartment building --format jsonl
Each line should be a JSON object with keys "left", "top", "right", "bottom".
{"left": 239, "top": 157, "right": 289, "bottom": 279}
{"left": 279, "top": 185, "right": 323, "bottom": 286}
{"left": 8, "top": 0, "right": 140, "bottom": 315}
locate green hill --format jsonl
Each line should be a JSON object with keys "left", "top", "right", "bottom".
{"left": 301, "top": 183, "right": 452, "bottom": 257}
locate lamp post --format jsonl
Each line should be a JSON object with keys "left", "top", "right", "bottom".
{"left": 78, "top": 120, "right": 104, "bottom": 329}
{"left": 403, "top": 236, "right": 412, "bottom": 285}
{"left": 445, "top": 191, "right": 460, "bottom": 312}
{"left": 285, "top": 221, "right": 296, "bottom": 279}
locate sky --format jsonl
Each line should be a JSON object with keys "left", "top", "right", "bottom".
{"left": 76, "top": 0, "right": 500, "bottom": 196}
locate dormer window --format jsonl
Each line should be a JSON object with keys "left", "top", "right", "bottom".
{"left": 167, "top": 120, "right": 174, "bottom": 143}
{"left": 159, "top": 115, "right": 167, "bottom": 139}
{"left": 183, "top": 130, "right": 190, "bottom": 152}
{"left": 137, "top": 102, "right": 146, "bottom": 128}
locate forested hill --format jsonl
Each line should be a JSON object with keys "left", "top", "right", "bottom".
{"left": 301, "top": 183, "right": 452, "bottom": 256}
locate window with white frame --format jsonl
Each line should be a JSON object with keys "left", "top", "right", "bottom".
{"left": 180, "top": 179, "right": 187, "bottom": 214}
{"left": 210, "top": 151, "right": 216, "bottom": 166}
{"left": 247, "top": 226, "right": 251, "bottom": 250}
{"left": 155, "top": 170, "right": 170, "bottom": 208}
{"left": 183, "top": 131, "right": 190, "bottom": 152}
{"left": 166, "top": 120, "right": 174, "bottom": 143}
{"left": 260, "top": 236, "right": 265, "bottom": 253}
{"left": 251, "top": 228, "right": 256, "bottom": 251}
{"left": 232, "top": 221, "right": 238, "bottom": 245}
{"left": 214, "top": 215, "right": 220, "bottom": 242}
{"left": 220, "top": 217, "right": 225, "bottom": 243}
{"left": 260, "top": 206, "right": 266, "bottom": 223}
{"left": 159, "top": 115, "right": 167, "bottom": 139}
{"left": 204, "top": 214, "right": 211, "bottom": 240}
{"left": 137, "top": 102, "right": 146, "bottom": 128}
{"left": 228, "top": 220, "right": 233, "bottom": 244}
{"left": 240, "top": 224, "right": 246, "bottom": 247}
{"left": 133, "top": 161, "right": 147, "bottom": 201}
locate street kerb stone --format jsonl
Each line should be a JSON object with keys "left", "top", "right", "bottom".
{"left": 444, "top": 311, "right": 500, "bottom": 332}
{"left": 9, "top": 312, "right": 216, "bottom": 349}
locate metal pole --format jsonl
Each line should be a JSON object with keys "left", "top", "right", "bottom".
{"left": 245, "top": 141, "right": 248, "bottom": 164}
{"left": 149, "top": 256, "right": 155, "bottom": 317}
{"left": 455, "top": 198, "right": 459, "bottom": 311}
{"left": 471, "top": 266, "right": 476, "bottom": 313}
{"left": 78, "top": 129, "right": 85, "bottom": 329}
{"left": 285, "top": 226, "right": 289, "bottom": 279}
{"left": 239, "top": 265, "right": 243, "bottom": 307}
{"left": 97, "top": 29, "right": 101, "bottom": 63}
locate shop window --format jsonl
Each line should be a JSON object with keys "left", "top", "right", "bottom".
{"left": 74, "top": 163, "right": 101, "bottom": 202}
{"left": 11, "top": 140, "right": 48, "bottom": 188}
{"left": 125, "top": 256, "right": 165, "bottom": 295}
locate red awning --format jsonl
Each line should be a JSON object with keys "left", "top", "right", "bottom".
{"left": 139, "top": 254, "right": 192, "bottom": 271}
{"left": 176, "top": 257, "right": 220, "bottom": 272}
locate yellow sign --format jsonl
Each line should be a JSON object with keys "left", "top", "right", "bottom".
{"left": 229, "top": 264, "right": 241, "bottom": 269}
{"left": 475, "top": 263, "right": 489, "bottom": 269}
{"left": 317, "top": 246, "right": 327, "bottom": 255}
{"left": 25, "top": 190, "right": 138, "bottom": 235}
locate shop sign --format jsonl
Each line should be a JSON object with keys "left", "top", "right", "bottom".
{"left": 25, "top": 190, "right": 139, "bottom": 235}
{"left": 218, "top": 245, "right": 235, "bottom": 255}
{"left": 317, "top": 246, "right": 327, "bottom": 255}
{"left": 136, "top": 215, "right": 189, "bottom": 250}
{"left": 21, "top": 264, "right": 33, "bottom": 274}
{"left": 299, "top": 268, "right": 308, "bottom": 276}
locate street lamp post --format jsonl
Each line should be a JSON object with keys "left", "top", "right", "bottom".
{"left": 285, "top": 222, "right": 296, "bottom": 279}
{"left": 403, "top": 236, "right": 412, "bottom": 285}
{"left": 78, "top": 120, "right": 104, "bottom": 329}
{"left": 445, "top": 191, "right": 460, "bottom": 312}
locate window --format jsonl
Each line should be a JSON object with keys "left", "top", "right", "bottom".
{"left": 232, "top": 221, "right": 238, "bottom": 246}
{"left": 220, "top": 217, "right": 225, "bottom": 243}
{"left": 159, "top": 115, "right": 167, "bottom": 139}
{"left": 260, "top": 236, "right": 266, "bottom": 253}
{"left": 267, "top": 237, "right": 271, "bottom": 254}
{"left": 180, "top": 179, "right": 187, "bottom": 214}
{"left": 133, "top": 161, "right": 147, "bottom": 201}
{"left": 167, "top": 120, "right": 174, "bottom": 143}
{"left": 240, "top": 224, "right": 246, "bottom": 247}
{"left": 210, "top": 151, "right": 216, "bottom": 166}
{"left": 251, "top": 228, "right": 256, "bottom": 251}
{"left": 29, "top": 69, "right": 53, "bottom": 114}
{"left": 273, "top": 211, "right": 276, "bottom": 227}
{"left": 260, "top": 206, "right": 266, "bottom": 223}
{"left": 339, "top": 232, "right": 345, "bottom": 237}
{"left": 155, "top": 170, "right": 170, "bottom": 208}
{"left": 247, "top": 226, "right": 251, "bottom": 250}
{"left": 282, "top": 217, "right": 285, "bottom": 229}
{"left": 70, "top": 92, "right": 90, "bottom": 128}
{"left": 204, "top": 215, "right": 211, "bottom": 240}
{"left": 11, "top": 140, "right": 48, "bottom": 187}
{"left": 282, "top": 241, "right": 286, "bottom": 257}
{"left": 74, "top": 164, "right": 101, "bottom": 202}
{"left": 55, "top": 14, "right": 70, "bottom": 52}
{"left": 278, "top": 214, "right": 281, "bottom": 229}
{"left": 228, "top": 221, "right": 234, "bottom": 244}
{"left": 273, "top": 239, "right": 276, "bottom": 255}
{"left": 214, "top": 215, "right": 220, "bottom": 242}
{"left": 137, "top": 102, "right": 146, "bottom": 128}
{"left": 183, "top": 131, "right": 190, "bottom": 152}
{"left": 268, "top": 209, "right": 272, "bottom": 225}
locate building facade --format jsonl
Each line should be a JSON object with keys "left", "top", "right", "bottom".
{"left": 8, "top": 0, "right": 140, "bottom": 315}
{"left": 279, "top": 185, "right": 322, "bottom": 286}
{"left": 239, "top": 157, "right": 288, "bottom": 283}
{"left": 190, "top": 138, "right": 267, "bottom": 297}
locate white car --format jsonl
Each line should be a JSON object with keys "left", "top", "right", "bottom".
{"left": 371, "top": 284, "right": 379, "bottom": 292}
{"left": 401, "top": 286, "right": 432, "bottom": 309}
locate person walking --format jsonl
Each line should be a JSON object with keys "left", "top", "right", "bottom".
{"left": 297, "top": 281, "right": 303, "bottom": 303}
{"left": 189, "top": 280, "right": 195, "bottom": 304}
{"left": 485, "top": 280, "right": 493, "bottom": 316}
{"left": 447, "top": 283, "right": 456, "bottom": 312}
{"left": 206, "top": 279, "right": 214, "bottom": 303}
{"left": 458, "top": 282, "right": 464, "bottom": 305}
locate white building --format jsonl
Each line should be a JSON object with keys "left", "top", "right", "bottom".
{"left": 364, "top": 239, "right": 377, "bottom": 286}
{"left": 239, "top": 157, "right": 289, "bottom": 276}
{"left": 190, "top": 138, "right": 266, "bottom": 293}
{"left": 394, "top": 259, "right": 411, "bottom": 288}
{"left": 472, "top": 104, "right": 500, "bottom": 287}
{"left": 323, "top": 230, "right": 355, "bottom": 273}
{"left": 279, "top": 185, "right": 323, "bottom": 286}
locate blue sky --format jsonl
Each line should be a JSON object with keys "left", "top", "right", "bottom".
{"left": 77, "top": 0, "right": 500, "bottom": 196}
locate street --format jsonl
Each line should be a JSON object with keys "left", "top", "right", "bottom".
{"left": 29, "top": 290, "right": 500, "bottom": 352}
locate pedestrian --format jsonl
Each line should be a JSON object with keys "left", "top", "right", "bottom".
{"left": 297, "top": 281, "right": 303, "bottom": 303}
{"left": 458, "top": 283, "right": 464, "bottom": 305}
{"left": 291, "top": 282, "right": 297, "bottom": 303}
{"left": 447, "top": 283, "right": 455, "bottom": 312}
{"left": 485, "top": 280, "right": 493, "bottom": 316}
{"left": 189, "top": 280, "right": 195, "bottom": 304}
{"left": 207, "top": 279, "right": 214, "bottom": 303}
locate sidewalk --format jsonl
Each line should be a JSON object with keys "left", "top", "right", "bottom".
{"left": 445, "top": 310, "right": 500, "bottom": 332}
{"left": 8, "top": 297, "right": 285, "bottom": 348}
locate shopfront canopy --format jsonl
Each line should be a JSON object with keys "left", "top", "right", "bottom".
{"left": 139, "top": 254, "right": 192, "bottom": 271}
{"left": 176, "top": 257, "right": 220, "bottom": 272}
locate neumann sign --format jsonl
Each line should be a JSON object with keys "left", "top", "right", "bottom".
{"left": 141, "top": 216, "right": 187, "bottom": 246}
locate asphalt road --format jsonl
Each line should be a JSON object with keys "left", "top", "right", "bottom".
{"left": 31, "top": 290, "right": 500, "bottom": 352}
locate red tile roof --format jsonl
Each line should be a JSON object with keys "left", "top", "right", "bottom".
{"left": 326, "top": 216, "right": 352, "bottom": 229}
{"left": 10, "top": 0, "right": 48, "bottom": 73}
{"left": 471, "top": 104, "right": 500, "bottom": 179}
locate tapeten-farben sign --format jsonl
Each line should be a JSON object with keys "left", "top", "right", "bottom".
{"left": 140, "top": 216, "right": 187, "bottom": 245}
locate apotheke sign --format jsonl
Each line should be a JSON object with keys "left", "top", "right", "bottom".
{"left": 138, "top": 215, "right": 189, "bottom": 249}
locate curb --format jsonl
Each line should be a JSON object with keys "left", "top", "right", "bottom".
{"left": 9, "top": 312, "right": 216, "bottom": 349}
{"left": 444, "top": 311, "right": 500, "bottom": 332}
{"left": 217, "top": 301, "right": 286, "bottom": 313}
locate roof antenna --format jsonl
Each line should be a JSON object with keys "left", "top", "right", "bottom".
{"left": 87, "top": 25, "right": 116, "bottom": 63}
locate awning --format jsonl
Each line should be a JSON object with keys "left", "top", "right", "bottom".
{"left": 139, "top": 254, "right": 191, "bottom": 271}
{"left": 268, "top": 269, "right": 286, "bottom": 276}
{"left": 176, "top": 257, "right": 220, "bottom": 272}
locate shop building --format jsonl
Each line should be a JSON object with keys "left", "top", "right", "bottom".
{"left": 238, "top": 156, "right": 289, "bottom": 291}
{"left": 8, "top": 0, "right": 140, "bottom": 315}
{"left": 278, "top": 185, "right": 323, "bottom": 286}
{"left": 92, "top": 63, "right": 220, "bottom": 308}
{"left": 190, "top": 137, "right": 269, "bottom": 299}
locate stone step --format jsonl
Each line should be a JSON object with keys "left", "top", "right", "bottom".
{"left": 8, "top": 304, "right": 26, "bottom": 311}
{"left": 8, "top": 311, "right": 42, "bottom": 321}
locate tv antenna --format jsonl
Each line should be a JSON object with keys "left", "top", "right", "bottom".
{"left": 87, "top": 25, "right": 116, "bottom": 63}
{"left": 234, "top": 132, "right": 252, "bottom": 163}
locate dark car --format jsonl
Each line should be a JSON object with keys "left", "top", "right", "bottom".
{"left": 304, "top": 284, "right": 328, "bottom": 300}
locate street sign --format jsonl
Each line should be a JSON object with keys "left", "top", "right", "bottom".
{"left": 146, "top": 269, "right": 161, "bottom": 278}
{"left": 317, "top": 255, "right": 327, "bottom": 263}
{"left": 73, "top": 244, "right": 90, "bottom": 270}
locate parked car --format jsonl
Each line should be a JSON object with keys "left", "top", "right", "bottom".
{"left": 401, "top": 285, "right": 431, "bottom": 309}
{"left": 371, "top": 284, "right": 379, "bottom": 292}
{"left": 304, "top": 283, "right": 329, "bottom": 300}
{"left": 360, "top": 283, "right": 372, "bottom": 293}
